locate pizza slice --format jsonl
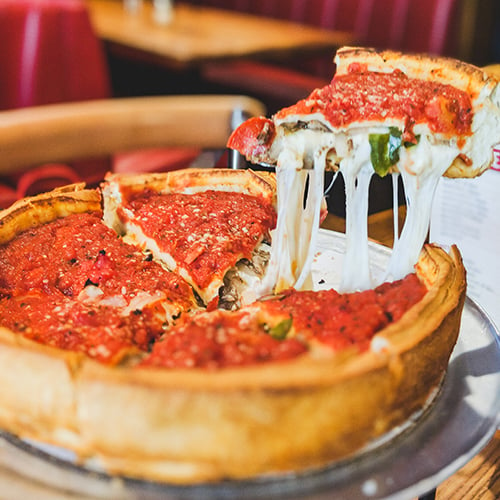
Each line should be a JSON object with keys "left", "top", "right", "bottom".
{"left": 0, "top": 186, "right": 198, "bottom": 365}
{"left": 228, "top": 46, "right": 500, "bottom": 294}
{"left": 101, "top": 169, "right": 277, "bottom": 308}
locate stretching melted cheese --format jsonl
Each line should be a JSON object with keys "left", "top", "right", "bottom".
{"left": 228, "top": 51, "right": 500, "bottom": 298}
{"left": 254, "top": 126, "right": 460, "bottom": 295}
{"left": 257, "top": 131, "right": 328, "bottom": 296}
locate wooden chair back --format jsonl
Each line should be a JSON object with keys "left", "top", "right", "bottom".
{"left": 0, "top": 95, "right": 266, "bottom": 175}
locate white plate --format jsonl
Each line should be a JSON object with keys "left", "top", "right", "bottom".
{"left": 0, "top": 231, "right": 498, "bottom": 499}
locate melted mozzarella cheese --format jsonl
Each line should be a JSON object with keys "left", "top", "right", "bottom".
{"left": 387, "top": 138, "right": 459, "bottom": 281}
{"left": 259, "top": 126, "right": 460, "bottom": 296}
{"left": 338, "top": 135, "right": 374, "bottom": 292}
{"left": 257, "top": 131, "right": 333, "bottom": 296}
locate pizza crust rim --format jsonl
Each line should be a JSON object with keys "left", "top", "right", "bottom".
{"left": 334, "top": 46, "right": 498, "bottom": 100}
{"left": 0, "top": 181, "right": 465, "bottom": 483}
{"left": 102, "top": 168, "right": 276, "bottom": 205}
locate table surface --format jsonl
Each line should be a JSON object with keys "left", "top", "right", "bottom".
{"left": 322, "top": 209, "right": 500, "bottom": 500}
{"left": 86, "top": 0, "right": 354, "bottom": 69}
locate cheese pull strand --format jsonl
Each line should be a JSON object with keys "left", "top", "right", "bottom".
{"left": 386, "top": 139, "right": 459, "bottom": 281}
{"left": 256, "top": 127, "right": 461, "bottom": 297}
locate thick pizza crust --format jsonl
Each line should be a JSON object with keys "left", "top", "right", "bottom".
{"left": 0, "top": 182, "right": 466, "bottom": 483}
{"left": 333, "top": 47, "right": 500, "bottom": 177}
{"left": 102, "top": 168, "right": 277, "bottom": 304}
{"left": 334, "top": 47, "right": 496, "bottom": 100}
{"left": 0, "top": 183, "right": 101, "bottom": 245}
{"left": 102, "top": 168, "right": 275, "bottom": 233}
{"left": 73, "top": 245, "right": 465, "bottom": 482}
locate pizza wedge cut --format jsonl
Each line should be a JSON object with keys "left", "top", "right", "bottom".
{"left": 101, "top": 169, "right": 277, "bottom": 308}
{"left": 0, "top": 185, "right": 198, "bottom": 366}
{"left": 228, "top": 47, "right": 500, "bottom": 294}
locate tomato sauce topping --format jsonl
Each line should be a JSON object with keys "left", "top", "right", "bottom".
{"left": 0, "top": 212, "right": 193, "bottom": 306}
{"left": 124, "top": 190, "right": 276, "bottom": 290}
{"left": 0, "top": 210, "right": 427, "bottom": 369}
{"left": 139, "top": 274, "right": 426, "bottom": 369}
{"left": 139, "top": 310, "right": 307, "bottom": 370}
{"left": 0, "top": 293, "right": 155, "bottom": 363}
{"left": 260, "top": 273, "right": 427, "bottom": 352}
{"left": 0, "top": 212, "right": 195, "bottom": 364}
{"left": 276, "top": 68, "right": 472, "bottom": 138}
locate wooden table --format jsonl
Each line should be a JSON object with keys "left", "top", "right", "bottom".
{"left": 322, "top": 209, "right": 500, "bottom": 500}
{"left": 85, "top": 0, "right": 354, "bottom": 70}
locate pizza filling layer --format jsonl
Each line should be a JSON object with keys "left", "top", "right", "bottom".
{"left": 276, "top": 68, "right": 473, "bottom": 139}
{"left": 138, "top": 309, "right": 307, "bottom": 369}
{"left": 116, "top": 189, "right": 277, "bottom": 305}
{"left": 139, "top": 273, "right": 426, "bottom": 369}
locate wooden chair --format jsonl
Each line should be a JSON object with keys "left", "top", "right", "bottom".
{"left": 0, "top": 0, "right": 245, "bottom": 197}
{"left": 0, "top": 94, "right": 266, "bottom": 205}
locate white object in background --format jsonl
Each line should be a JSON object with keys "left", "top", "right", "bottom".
{"left": 430, "top": 147, "right": 500, "bottom": 332}
{"left": 123, "top": 0, "right": 142, "bottom": 14}
{"left": 153, "top": 0, "right": 174, "bottom": 25}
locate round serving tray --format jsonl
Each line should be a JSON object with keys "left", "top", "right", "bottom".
{"left": 0, "top": 231, "right": 498, "bottom": 499}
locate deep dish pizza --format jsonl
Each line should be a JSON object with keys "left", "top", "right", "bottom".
{"left": 0, "top": 171, "right": 465, "bottom": 483}
{"left": 0, "top": 45, "right": 497, "bottom": 485}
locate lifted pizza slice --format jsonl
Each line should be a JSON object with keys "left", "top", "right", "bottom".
{"left": 102, "top": 169, "right": 277, "bottom": 308}
{"left": 228, "top": 46, "right": 500, "bottom": 294}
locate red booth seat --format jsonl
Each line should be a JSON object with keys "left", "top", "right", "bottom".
{"left": 0, "top": 0, "right": 201, "bottom": 204}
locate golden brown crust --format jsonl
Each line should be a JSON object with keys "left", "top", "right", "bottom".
{"left": 102, "top": 168, "right": 276, "bottom": 237}
{"left": 103, "top": 168, "right": 276, "bottom": 201}
{"left": 335, "top": 46, "right": 498, "bottom": 100}
{"left": 0, "top": 184, "right": 101, "bottom": 245}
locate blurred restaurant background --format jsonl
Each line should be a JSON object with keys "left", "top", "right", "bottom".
{"left": 0, "top": 0, "right": 498, "bottom": 207}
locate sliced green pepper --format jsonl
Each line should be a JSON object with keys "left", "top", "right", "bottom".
{"left": 263, "top": 317, "right": 293, "bottom": 340}
{"left": 368, "top": 127, "right": 402, "bottom": 177}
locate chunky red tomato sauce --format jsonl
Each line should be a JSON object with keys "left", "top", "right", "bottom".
{"left": 276, "top": 68, "right": 472, "bottom": 139}
{"left": 0, "top": 212, "right": 193, "bottom": 306}
{"left": 123, "top": 190, "right": 276, "bottom": 290}
{"left": 139, "top": 310, "right": 307, "bottom": 370}
{"left": 0, "top": 213, "right": 195, "bottom": 363}
{"left": 0, "top": 293, "right": 154, "bottom": 363}
{"left": 139, "top": 274, "right": 426, "bottom": 369}
{"left": 0, "top": 211, "right": 427, "bottom": 369}
{"left": 260, "top": 274, "right": 427, "bottom": 352}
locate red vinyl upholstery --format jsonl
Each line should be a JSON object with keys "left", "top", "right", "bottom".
{"left": 0, "top": 0, "right": 201, "bottom": 207}
{"left": 0, "top": 0, "right": 111, "bottom": 110}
